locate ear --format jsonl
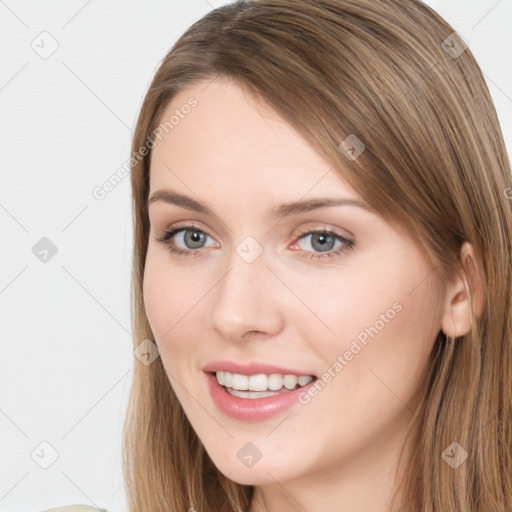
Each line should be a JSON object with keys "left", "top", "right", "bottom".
{"left": 440, "top": 241, "right": 486, "bottom": 338}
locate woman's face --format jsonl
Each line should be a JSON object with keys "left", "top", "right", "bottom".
{"left": 144, "top": 77, "right": 445, "bottom": 487}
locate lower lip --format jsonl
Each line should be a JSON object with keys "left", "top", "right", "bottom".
{"left": 205, "top": 372, "right": 317, "bottom": 422}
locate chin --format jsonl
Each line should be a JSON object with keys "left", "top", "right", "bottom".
{"left": 221, "top": 465, "right": 292, "bottom": 486}
{"left": 204, "top": 445, "right": 300, "bottom": 486}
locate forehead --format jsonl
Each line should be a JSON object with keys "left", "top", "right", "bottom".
{"left": 149, "top": 78, "right": 359, "bottom": 201}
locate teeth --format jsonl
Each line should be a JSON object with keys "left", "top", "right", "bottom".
{"left": 268, "top": 373, "right": 285, "bottom": 390}
{"left": 215, "top": 371, "right": 314, "bottom": 391}
{"left": 298, "top": 375, "right": 315, "bottom": 386}
{"left": 227, "top": 389, "right": 280, "bottom": 399}
{"left": 231, "top": 373, "right": 249, "bottom": 390}
{"left": 249, "top": 374, "right": 268, "bottom": 391}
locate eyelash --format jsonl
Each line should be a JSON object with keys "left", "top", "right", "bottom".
{"left": 154, "top": 224, "right": 355, "bottom": 261}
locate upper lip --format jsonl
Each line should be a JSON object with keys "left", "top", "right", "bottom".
{"left": 203, "top": 360, "right": 316, "bottom": 377}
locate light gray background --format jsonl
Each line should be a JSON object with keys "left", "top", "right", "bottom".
{"left": 0, "top": 1, "right": 510, "bottom": 511}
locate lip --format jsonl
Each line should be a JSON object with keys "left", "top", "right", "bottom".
{"left": 204, "top": 370, "right": 318, "bottom": 422}
{"left": 202, "top": 360, "right": 316, "bottom": 377}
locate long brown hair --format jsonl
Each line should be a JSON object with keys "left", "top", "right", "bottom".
{"left": 123, "top": 1, "right": 512, "bottom": 510}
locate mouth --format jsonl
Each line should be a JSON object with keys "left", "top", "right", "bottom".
{"left": 204, "top": 369, "right": 318, "bottom": 421}
{"left": 211, "top": 370, "right": 317, "bottom": 399}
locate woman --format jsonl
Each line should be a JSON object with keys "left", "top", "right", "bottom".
{"left": 118, "top": 0, "right": 512, "bottom": 511}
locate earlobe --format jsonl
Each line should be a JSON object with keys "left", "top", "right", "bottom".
{"left": 440, "top": 241, "right": 486, "bottom": 338}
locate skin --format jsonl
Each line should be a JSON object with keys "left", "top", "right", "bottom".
{"left": 143, "top": 77, "right": 477, "bottom": 512}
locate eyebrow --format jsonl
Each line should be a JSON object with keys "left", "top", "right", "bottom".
{"left": 147, "top": 188, "right": 372, "bottom": 218}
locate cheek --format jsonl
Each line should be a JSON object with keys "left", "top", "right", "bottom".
{"left": 302, "top": 258, "right": 440, "bottom": 394}
{"left": 288, "top": 269, "right": 398, "bottom": 355}
{"left": 142, "top": 251, "right": 199, "bottom": 347}
{"left": 143, "top": 256, "right": 169, "bottom": 339}
{"left": 290, "top": 277, "right": 440, "bottom": 455}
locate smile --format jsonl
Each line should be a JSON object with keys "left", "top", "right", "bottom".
{"left": 205, "top": 370, "right": 318, "bottom": 422}
{"left": 216, "top": 371, "right": 315, "bottom": 397}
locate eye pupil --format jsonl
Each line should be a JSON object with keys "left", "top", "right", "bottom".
{"left": 185, "top": 230, "right": 205, "bottom": 248}
{"left": 312, "top": 233, "right": 335, "bottom": 252}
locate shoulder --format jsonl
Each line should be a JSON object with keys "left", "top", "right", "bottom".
{"left": 39, "top": 506, "right": 108, "bottom": 512}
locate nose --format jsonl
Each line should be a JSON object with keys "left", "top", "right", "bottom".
{"left": 208, "top": 251, "right": 285, "bottom": 343}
